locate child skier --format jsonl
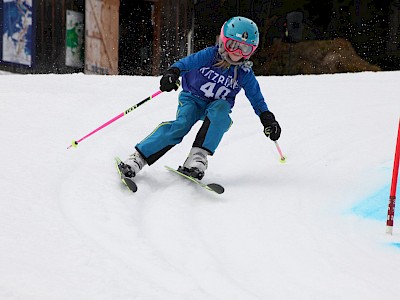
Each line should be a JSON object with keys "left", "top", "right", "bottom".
{"left": 119, "top": 16, "right": 281, "bottom": 180}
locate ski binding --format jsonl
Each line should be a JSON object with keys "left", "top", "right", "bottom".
{"left": 115, "top": 157, "right": 138, "bottom": 192}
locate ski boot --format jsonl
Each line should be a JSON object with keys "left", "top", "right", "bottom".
{"left": 178, "top": 147, "right": 209, "bottom": 180}
{"left": 119, "top": 151, "right": 146, "bottom": 178}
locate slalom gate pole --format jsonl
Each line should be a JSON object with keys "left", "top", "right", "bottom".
{"left": 386, "top": 118, "right": 400, "bottom": 234}
{"left": 67, "top": 90, "right": 163, "bottom": 149}
{"left": 274, "top": 141, "right": 286, "bottom": 163}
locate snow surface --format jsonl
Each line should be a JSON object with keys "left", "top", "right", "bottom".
{"left": 0, "top": 71, "right": 399, "bottom": 300}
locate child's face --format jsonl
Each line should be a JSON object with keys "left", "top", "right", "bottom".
{"left": 227, "top": 51, "right": 244, "bottom": 62}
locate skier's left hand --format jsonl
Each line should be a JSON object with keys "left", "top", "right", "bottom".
{"left": 260, "top": 111, "right": 281, "bottom": 141}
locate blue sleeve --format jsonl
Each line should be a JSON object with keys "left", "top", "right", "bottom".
{"left": 241, "top": 70, "right": 269, "bottom": 116}
{"left": 171, "top": 47, "right": 217, "bottom": 75}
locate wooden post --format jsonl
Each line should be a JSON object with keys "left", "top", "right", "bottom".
{"left": 85, "top": 0, "right": 120, "bottom": 75}
{"left": 152, "top": 1, "right": 162, "bottom": 75}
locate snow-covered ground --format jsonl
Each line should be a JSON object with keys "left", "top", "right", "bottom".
{"left": 0, "top": 71, "right": 399, "bottom": 300}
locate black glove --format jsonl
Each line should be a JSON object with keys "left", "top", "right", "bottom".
{"left": 260, "top": 111, "right": 281, "bottom": 141}
{"left": 160, "top": 67, "right": 181, "bottom": 92}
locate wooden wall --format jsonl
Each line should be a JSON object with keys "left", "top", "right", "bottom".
{"left": 0, "top": 0, "right": 193, "bottom": 75}
{"left": 152, "top": 0, "right": 194, "bottom": 75}
{"left": 85, "top": 0, "right": 119, "bottom": 75}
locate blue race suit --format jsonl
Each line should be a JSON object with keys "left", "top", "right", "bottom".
{"left": 136, "top": 46, "right": 269, "bottom": 165}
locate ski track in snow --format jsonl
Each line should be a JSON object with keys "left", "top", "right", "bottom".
{"left": 0, "top": 72, "right": 399, "bottom": 299}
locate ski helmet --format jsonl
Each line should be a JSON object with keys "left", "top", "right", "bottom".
{"left": 220, "top": 16, "right": 259, "bottom": 58}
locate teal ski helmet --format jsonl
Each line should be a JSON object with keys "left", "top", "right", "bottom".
{"left": 220, "top": 16, "right": 259, "bottom": 58}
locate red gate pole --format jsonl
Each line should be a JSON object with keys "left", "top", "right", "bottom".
{"left": 387, "top": 118, "right": 400, "bottom": 234}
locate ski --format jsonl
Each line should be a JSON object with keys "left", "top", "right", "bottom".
{"left": 165, "top": 165, "right": 224, "bottom": 194}
{"left": 115, "top": 157, "right": 138, "bottom": 193}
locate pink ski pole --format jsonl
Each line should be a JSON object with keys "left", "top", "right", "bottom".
{"left": 67, "top": 90, "right": 163, "bottom": 149}
{"left": 274, "top": 141, "right": 286, "bottom": 162}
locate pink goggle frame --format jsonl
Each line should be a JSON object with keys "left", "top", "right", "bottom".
{"left": 221, "top": 37, "right": 256, "bottom": 58}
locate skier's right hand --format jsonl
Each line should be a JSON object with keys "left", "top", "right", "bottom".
{"left": 160, "top": 67, "right": 181, "bottom": 92}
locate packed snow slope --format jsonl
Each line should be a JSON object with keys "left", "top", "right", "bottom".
{"left": 0, "top": 71, "right": 399, "bottom": 300}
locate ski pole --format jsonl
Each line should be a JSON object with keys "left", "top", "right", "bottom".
{"left": 386, "top": 118, "right": 400, "bottom": 234}
{"left": 274, "top": 141, "right": 286, "bottom": 163}
{"left": 67, "top": 90, "right": 163, "bottom": 149}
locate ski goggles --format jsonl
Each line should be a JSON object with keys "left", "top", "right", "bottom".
{"left": 223, "top": 38, "right": 256, "bottom": 58}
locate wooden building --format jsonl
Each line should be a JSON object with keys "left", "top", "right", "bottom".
{"left": 0, "top": 0, "right": 194, "bottom": 75}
